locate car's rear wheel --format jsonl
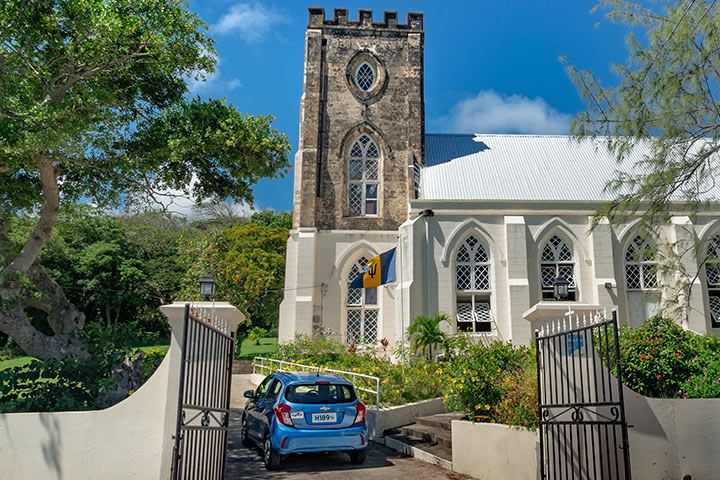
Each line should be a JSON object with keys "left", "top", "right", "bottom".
{"left": 349, "top": 448, "right": 367, "bottom": 465}
{"left": 263, "top": 434, "right": 281, "bottom": 470}
{"left": 240, "top": 416, "right": 252, "bottom": 447}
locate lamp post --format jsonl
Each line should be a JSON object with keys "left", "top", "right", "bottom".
{"left": 199, "top": 274, "right": 215, "bottom": 301}
{"left": 553, "top": 276, "right": 570, "bottom": 301}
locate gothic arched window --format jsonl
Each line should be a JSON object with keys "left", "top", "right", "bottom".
{"left": 455, "top": 235, "right": 492, "bottom": 333}
{"left": 624, "top": 235, "right": 659, "bottom": 291}
{"left": 346, "top": 256, "right": 378, "bottom": 344}
{"left": 347, "top": 134, "right": 380, "bottom": 217}
{"left": 705, "top": 236, "right": 720, "bottom": 327}
{"left": 540, "top": 235, "right": 577, "bottom": 301}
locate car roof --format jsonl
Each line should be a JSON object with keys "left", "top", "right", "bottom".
{"left": 274, "top": 371, "right": 353, "bottom": 385}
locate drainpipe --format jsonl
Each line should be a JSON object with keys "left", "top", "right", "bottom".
{"left": 419, "top": 209, "right": 434, "bottom": 315}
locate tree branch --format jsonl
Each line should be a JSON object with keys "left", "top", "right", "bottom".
{"left": 3, "top": 154, "right": 59, "bottom": 276}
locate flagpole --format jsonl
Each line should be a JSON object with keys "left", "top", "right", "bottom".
{"left": 398, "top": 233, "right": 405, "bottom": 370}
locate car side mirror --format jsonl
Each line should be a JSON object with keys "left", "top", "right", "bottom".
{"left": 243, "top": 390, "right": 256, "bottom": 399}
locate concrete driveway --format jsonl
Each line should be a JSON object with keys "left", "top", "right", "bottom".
{"left": 226, "top": 374, "right": 472, "bottom": 480}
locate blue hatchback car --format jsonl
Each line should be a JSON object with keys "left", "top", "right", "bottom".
{"left": 240, "top": 372, "right": 368, "bottom": 470}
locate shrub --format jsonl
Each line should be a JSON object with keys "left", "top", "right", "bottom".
{"left": 611, "top": 316, "right": 720, "bottom": 398}
{"left": 0, "top": 337, "right": 25, "bottom": 361}
{"left": 443, "top": 341, "right": 537, "bottom": 427}
{"left": 273, "top": 334, "right": 346, "bottom": 365}
{"left": 141, "top": 348, "right": 167, "bottom": 383}
{"left": 0, "top": 322, "right": 147, "bottom": 412}
{"left": 493, "top": 354, "right": 538, "bottom": 428}
{"left": 270, "top": 335, "right": 444, "bottom": 407}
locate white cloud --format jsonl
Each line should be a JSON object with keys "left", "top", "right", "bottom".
{"left": 214, "top": 2, "right": 287, "bottom": 42}
{"left": 437, "top": 90, "right": 572, "bottom": 135}
{"left": 186, "top": 54, "right": 242, "bottom": 95}
{"left": 152, "top": 187, "right": 256, "bottom": 220}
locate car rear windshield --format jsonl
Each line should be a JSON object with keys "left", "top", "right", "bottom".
{"left": 285, "top": 383, "right": 357, "bottom": 404}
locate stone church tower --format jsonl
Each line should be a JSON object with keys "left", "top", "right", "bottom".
{"left": 279, "top": 8, "right": 425, "bottom": 342}
{"left": 293, "top": 7, "right": 425, "bottom": 231}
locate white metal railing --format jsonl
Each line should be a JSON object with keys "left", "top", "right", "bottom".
{"left": 252, "top": 357, "right": 381, "bottom": 410}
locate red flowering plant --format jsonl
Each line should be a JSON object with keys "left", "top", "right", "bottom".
{"left": 607, "top": 316, "right": 720, "bottom": 398}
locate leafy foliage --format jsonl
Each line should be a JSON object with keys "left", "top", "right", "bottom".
{"left": 0, "top": 321, "right": 148, "bottom": 412}
{"left": 0, "top": 0, "right": 291, "bottom": 362}
{"left": 271, "top": 334, "right": 445, "bottom": 407}
{"left": 140, "top": 347, "right": 167, "bottom": 383}
{"left": 248, "top": 327, "right": 268, "bottom": 345}
{"left": 565, "top": 0, "right": 720, "bottom": 227}
{"left": 6, "top": 208, "right": 189, "bottom": 335}
{"left": 443, "top": 341, "right": 537, "bottom": 427}
{"left": 177, "top": 223, "right": 289, "bottom": 331}
{"left": 604, "top": 316, "right": 720, "bottom": 398}
{"left": 249, "top": 210, "right": 292, "bottom": 229}
{"left": 407, "top": 314, "right": 451, "bottom": 360}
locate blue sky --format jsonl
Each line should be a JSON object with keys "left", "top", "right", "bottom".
{"left": 185, "top": 1, "right": 633, "bottom": 213}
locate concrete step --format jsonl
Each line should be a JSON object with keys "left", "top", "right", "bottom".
{"left": 400, "top": 423, "right": 453, "bottom": 449}
{"left": 384, "top": 433, "right": 453, "bottom": 471}
{"left": 416, "top": 412, "right": 465, "bottom": 432}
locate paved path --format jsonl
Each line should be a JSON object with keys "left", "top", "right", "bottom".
{"left": 226, "top": 374, "right": 472, "bottom": 480}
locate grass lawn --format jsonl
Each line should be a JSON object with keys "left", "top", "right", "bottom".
{"left": 236, "top": 337, "right": 278, "bottom": 360}
{"left": 0, "top": 343, "right": 170, "bottom": 372}
{"left": 0, "top": 356, "right": 34, "bottom": 371}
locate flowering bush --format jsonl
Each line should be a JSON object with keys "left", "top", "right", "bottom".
{"left": 270, "top": 335, "right": 445, "bottom": 407}
{"left": 443, "top": 341, "right": 537, "bottom": 427}
{"left": 612, "top": 316, "right": 720, "bottom": 398}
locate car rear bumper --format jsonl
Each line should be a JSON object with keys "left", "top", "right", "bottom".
{"left": 271, "top": 424, "right": 368, "bottom": 455}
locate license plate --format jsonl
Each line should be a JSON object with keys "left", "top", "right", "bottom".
{"left": 311, "top": 412, "right": 337, "bottom": 423}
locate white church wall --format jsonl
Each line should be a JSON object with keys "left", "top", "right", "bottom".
{"left": 279, "top": 204, "right": 720, "bottom": 349}
{"left": 320, "top": 230, "right": 399, "bottom": 345}
{"left": 278, "top": 228, "right": 318, "bottom": 342}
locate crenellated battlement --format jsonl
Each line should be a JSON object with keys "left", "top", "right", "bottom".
{"left": 308, "top": 7, "right": 423, "bottom": 31}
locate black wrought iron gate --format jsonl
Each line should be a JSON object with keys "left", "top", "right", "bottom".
{"left": 535, "top": 311, "right": 631, "bottom": 480}
{"left": 171, "top": 304, "right": 236, "bottom": 480}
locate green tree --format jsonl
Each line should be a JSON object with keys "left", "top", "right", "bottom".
{"left": 564, "top": 0, "right": 720, "bottom": 320}
{"left": 178, "top": 223, "right": 289, "bottom": 332}
{"left": 248, "top": 326, "right": 268, "bottom": 346}
{"left": 0, "top": 0, "right": 291, "bottom": 360}
{"left": 249, "top": 210, "right": 292, "bottom": 229}
{"left": 565, "top": 0, "right": 720, "bottom": 225}
{"left": 407, "top": 314, "right": 450, "bottom": 360}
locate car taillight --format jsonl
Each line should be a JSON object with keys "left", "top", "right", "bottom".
{"left": 353, "top": 401, "right": 366, "bottom": 425}
{"left": 274, "top": 403, "right": 294, "bottom": 427}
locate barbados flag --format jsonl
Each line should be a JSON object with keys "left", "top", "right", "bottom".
{"left": 349, "top": 248, "right": 397, "bottom": 288}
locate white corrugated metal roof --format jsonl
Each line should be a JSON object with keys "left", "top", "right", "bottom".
{"left": 420, "top": 134, "right": 716, "bottom": 202}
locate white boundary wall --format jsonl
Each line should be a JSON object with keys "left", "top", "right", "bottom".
{"left": 0, "top": 352, "right": 171, "bottom": 479}
{"left": 0, "top": 302, "right": 245, "bottom": 480}
{"left": 452, "top": 420, "right": 539, "bottom": 480}
{"left": 625, "top": 390, "right": 720, "bottom": 479}
{"left": 367, "top": 397, "right": 445, "bottom": 441}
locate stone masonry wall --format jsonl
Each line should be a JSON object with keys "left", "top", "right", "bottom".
{"left": 293, "top": 8, "right": 425, "bottom": 231}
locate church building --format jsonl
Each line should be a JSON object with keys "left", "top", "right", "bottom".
{"left": 278, "top": 8, "right": 720, "bottom": 347}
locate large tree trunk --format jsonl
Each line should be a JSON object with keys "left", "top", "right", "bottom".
{"left": 0, "top": 155, "right": 88, "bottom": 359}
{"left": 0, "top": 300, "right": 89, "bottom": 360}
